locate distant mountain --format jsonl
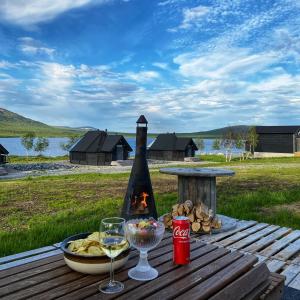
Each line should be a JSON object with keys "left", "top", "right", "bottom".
{"left": 177, "top": 125, "right": 252, "bottom": 138}
{"left": 0, "top": 108, "right": 87, "bottom": 137}
{"left": 0, "top": 107, "right": 253, "bottom": 138}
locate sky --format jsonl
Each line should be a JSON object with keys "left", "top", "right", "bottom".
{"left": 0, "top": 0, "right": 300, "bottom": 132}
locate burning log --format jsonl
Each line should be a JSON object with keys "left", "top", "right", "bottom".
{"left": 163, "top": 200, "right": 222, "bottom": 234}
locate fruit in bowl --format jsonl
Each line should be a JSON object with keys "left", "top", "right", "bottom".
{"left": 60, "top": 232, "right": 130, "bottom": 275}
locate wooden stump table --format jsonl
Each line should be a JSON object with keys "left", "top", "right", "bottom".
{"left": 160, "top": 168, "right": 235, "bottom": 216}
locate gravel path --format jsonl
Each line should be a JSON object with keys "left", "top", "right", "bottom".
{"left": 0, "top": 160, "right": 210, "bottom": 180}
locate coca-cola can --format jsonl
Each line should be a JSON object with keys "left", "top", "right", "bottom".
{"left": 172, "top": 216, "right": 190, "bottom": 265}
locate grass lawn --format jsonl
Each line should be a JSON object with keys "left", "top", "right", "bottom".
{"left": 0, "top": 158, "right": 300, "bottom": 257}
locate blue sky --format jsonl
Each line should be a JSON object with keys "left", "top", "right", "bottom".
{"left": 0, "top": 0, "right": 300, "bottom": 132}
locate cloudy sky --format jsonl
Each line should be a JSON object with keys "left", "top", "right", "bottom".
{"left": 0, "top": 0, "right": 300, "bottom": 132}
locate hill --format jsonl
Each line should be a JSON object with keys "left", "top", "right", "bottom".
{"left": 0, "top": 108, "right": 85, "bottom": 137}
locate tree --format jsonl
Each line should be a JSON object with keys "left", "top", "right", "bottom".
{"left": 246, "top": 127, "right": 259, "bottom": 158}
{"left": 60, "top": 135, "right": 81, "bottom": 151}
{"left": 21, "top": 132, "right": 36, "bottom": 160}
{"left": 194, "top": 138, "right": 205, "bottom": 152}
{"left": 235, "top": 134, "right": 245, "bottom": 161}
{"left": 34, "top": 137, "right": 49, "bottom": 156}
{"left": 212, "top": 139, "right": 221, "bottom": 152}
{"left": 222, "top": 127, "right": 236, "bottom": 162}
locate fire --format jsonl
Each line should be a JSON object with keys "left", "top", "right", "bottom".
{"left": 140, "top": 192, "right": 149, "bottom": 208}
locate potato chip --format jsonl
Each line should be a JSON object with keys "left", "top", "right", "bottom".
{"left": 88, "top": 246, "right": 104, "bottom": 256}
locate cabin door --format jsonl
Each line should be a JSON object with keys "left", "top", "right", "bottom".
{"left": 296, "top": 138, "right": 300, "bottom": 152}
{"left": 116, "top": 145, "right": 123, "bottom": 160}
{"left": 186, "top": 145, "right": 193, "bottom": 157}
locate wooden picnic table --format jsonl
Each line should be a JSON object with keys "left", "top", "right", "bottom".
{"left": 0, "top": 233, "right": 283, "bottom": 300}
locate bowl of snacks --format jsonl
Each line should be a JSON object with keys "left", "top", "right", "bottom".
{"left": 60, "top": 232, "right": 130, "bottom": 275}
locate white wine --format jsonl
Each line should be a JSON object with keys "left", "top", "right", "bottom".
{"left": 100, "top": 235, "right": 127, "bottom": 258}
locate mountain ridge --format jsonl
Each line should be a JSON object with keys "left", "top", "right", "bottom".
{"left": 0, "top": 107, "right": 251, "bottom": 138}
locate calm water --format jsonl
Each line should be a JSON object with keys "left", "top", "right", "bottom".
{"left": 0, "top": 137, "right": 239, "bottom": 157}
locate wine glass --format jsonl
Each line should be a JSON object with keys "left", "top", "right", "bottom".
{"left": 99, "top": 217, "right": 127, "bottom": 294}
{"left": 125, "top": 218, "right": 165, "bottom": 281}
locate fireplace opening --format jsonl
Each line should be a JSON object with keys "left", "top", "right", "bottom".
{"left": 130, "top": 191, "right": 150, "bottom": 215}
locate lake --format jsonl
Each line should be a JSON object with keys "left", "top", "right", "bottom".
{"left": 0, "top": 137, "right": 240, "bottom": 157}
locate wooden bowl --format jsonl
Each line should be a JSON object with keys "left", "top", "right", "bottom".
{"left": 60, "top": 233, "right": 130, "bottom": 275}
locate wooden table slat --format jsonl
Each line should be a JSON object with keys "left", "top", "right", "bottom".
{"left": 280, "top": 264, "right": 300, "bottom": 285}
{"left": 215, "top": 223, "right": 269, "bottom": 247}
{"left": 287, "top": 272, "right": 300, "bottom": 289}
{"left": 0, "top": 259, "right": 66, "bottom": 288}
{"left": 260, "top": 230, "right": 300, "bottom": 257}
{"left": 114, "top": 247, "right": 232, "bottom": 300}
{"left": 173, "top": 254, "right": 258, "bottom": 300}
{"left": 0, "top": 246, "right": 57, "bottom": 265}
{"left": 0, "top": 254, "right": 63, "bottom": 280}
{"left": 242, "top": 227, "right": 291, "bottom": 253}
{"left": 0, "top": 249, "right": 62, "bottom": 271}
{"left": 209, "top": 263, "right": 270, "bottom": 300}
{"left": 273, "top": 238, "right": 300, "bottom": 261}
{"left": 196, "top": 220, "right": 257, "bottom": 243}
{"left": 266, "top": 259, "right": 286, "bottom": 273}
{"left": 52, "top": 243, "right": 213, "bottom": 300}
{"left": 228, "top": 225, "right": 280, "bottom": 250}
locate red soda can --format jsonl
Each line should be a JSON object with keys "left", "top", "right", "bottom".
{"left": 172, "top": 216, "right": 190, "bottom": 265}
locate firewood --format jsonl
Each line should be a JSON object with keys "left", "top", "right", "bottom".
{"left": 202, "top": 221, "right": 211, "bottom": 226}
{"left": 202, "top": 224, "right": 211, "bottom": 233}
{"left": 163, "top": 213, "right": 172, "bottom": 226}
{"left": 195, "top": 204, "right": 202, "bottom": 219}
{"left": 187, "top": 209, "right": 195, "bottom": 223}
{"left": 192, "top": 222, "right": 201, "bottom": 232}
{"left": 196, "top": 218, "right": 202, "bottom": 223}
{"left": 172, "top": 210, "right": 178, "bottom": 218}
{"left": 172, "top": 204, "right": 179, "bottom": 212}
{"left": 177, "top": 204, "right": 184, "bottom": 216}
{"left": 183, "top": 200, "right": 193, "bottom": 214}
{"left": 167, "top": 219, "right": 173, "bottom": 227}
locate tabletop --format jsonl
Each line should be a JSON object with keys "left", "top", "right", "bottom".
{"left": 0, "top": 233, "right": 283, "bottom": 300}
{"left": 159, "top": 168, "right": 235, "bottom": 177}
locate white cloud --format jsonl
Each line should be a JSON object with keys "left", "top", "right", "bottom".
{"left": 152, "top": 62, "right": 168, "bottom": 70}
{"left": 126, "top": 71, "right": 160, "bottom": 82}
{"left": 18, "top": 37, "right": 55, "bottom": 57}
{"left": 0, "top": 0, "right": 108, "bottom": 26}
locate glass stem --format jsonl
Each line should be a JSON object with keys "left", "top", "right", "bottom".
{"left": 109, "top": 257, "right": 115, "bottom": 285}
{"left": 137, "top": 250, "right": 150, "bottom": 272}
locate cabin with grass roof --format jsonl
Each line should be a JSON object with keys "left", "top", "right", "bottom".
{"left": 0, "top": 144, "right": 8, "bottom": 164}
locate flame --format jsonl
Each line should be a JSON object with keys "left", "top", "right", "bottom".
{"left": 141, "top": 192, "right": 149, "bottom": 208}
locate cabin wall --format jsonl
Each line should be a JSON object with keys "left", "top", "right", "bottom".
{"left": 147, "top": 150, "right": 185, "bottom": 161}
{"left": 255, "top": 133, "right": 295, "bottom": 153}
{"left": 70, "top": 152, "right": 112, "bottom": 165}
{"left": 111, "top": 146, "right": 130, "bottom": 161}
{"left": 0, "top": 155, "right": 7, "bottom": 164}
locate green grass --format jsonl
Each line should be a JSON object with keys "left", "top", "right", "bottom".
{"left": 0, "top": 158, "right": 300, "bottom": 257}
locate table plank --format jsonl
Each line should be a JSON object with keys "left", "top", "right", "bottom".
{"left": 115, "top": 248, "right": 233, "bottom": 300}
{"left": 260, "top": 230, "right": 300, "bottom": 257}
{"left": 54, "top": 242, "right": 212, "bottom": 300}
{"left": 281, "top": 264, "right": 300, "bottom": 285}
{"left": 0, "top": 246, "right": 57, "bottom": 265}
{"left": 266, "top": 259, "right": 286, "bottom": 273}
{"left": 0, "top": 249, "right": 62, "bottom": 271}
{"left": 173, "top": 254, "right": 258, "bottom": 300}
{"left": 273, "top": 239, "right": 300, "bottom": 261}
{"left": 228, "top": 225, "right": 280, "bottom": 250}
{"left": 209, "top": 263, "right": 270, "bottom": 300}
{"left": 0, "top": 254, "right": 63, "bottom": 280}
{"left": 215, "top": 223, "right": 269, "bottom": 247}
{"left": 242, "top": 227, "right": 291, "bottom": 253}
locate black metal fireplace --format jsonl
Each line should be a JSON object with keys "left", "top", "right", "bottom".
{"left": 121, "top": 115, "right": 158, "bottom": 220}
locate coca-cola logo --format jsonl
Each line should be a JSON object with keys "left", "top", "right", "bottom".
{"left": 173, "top": 226, "right": 190, "bottom": 239}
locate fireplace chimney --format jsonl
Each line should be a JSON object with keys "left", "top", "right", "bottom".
{"left": 121, "top": 115, "right": 158, "bottom": 220}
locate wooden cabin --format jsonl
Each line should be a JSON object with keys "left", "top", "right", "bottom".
{"left": 255, "top": 126, "right": 300, "bottom": 157}
{"left": 0, "top": 144, "right": 9, "bottom": 164}
{"left": 69, "top": 131, "right": 132, "bottom": 165}
{"left": 147, "top": 133, "right": 198, "bottom": 161}
{"left": 0, "top": 144, "right": 8, "bottom": 164}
